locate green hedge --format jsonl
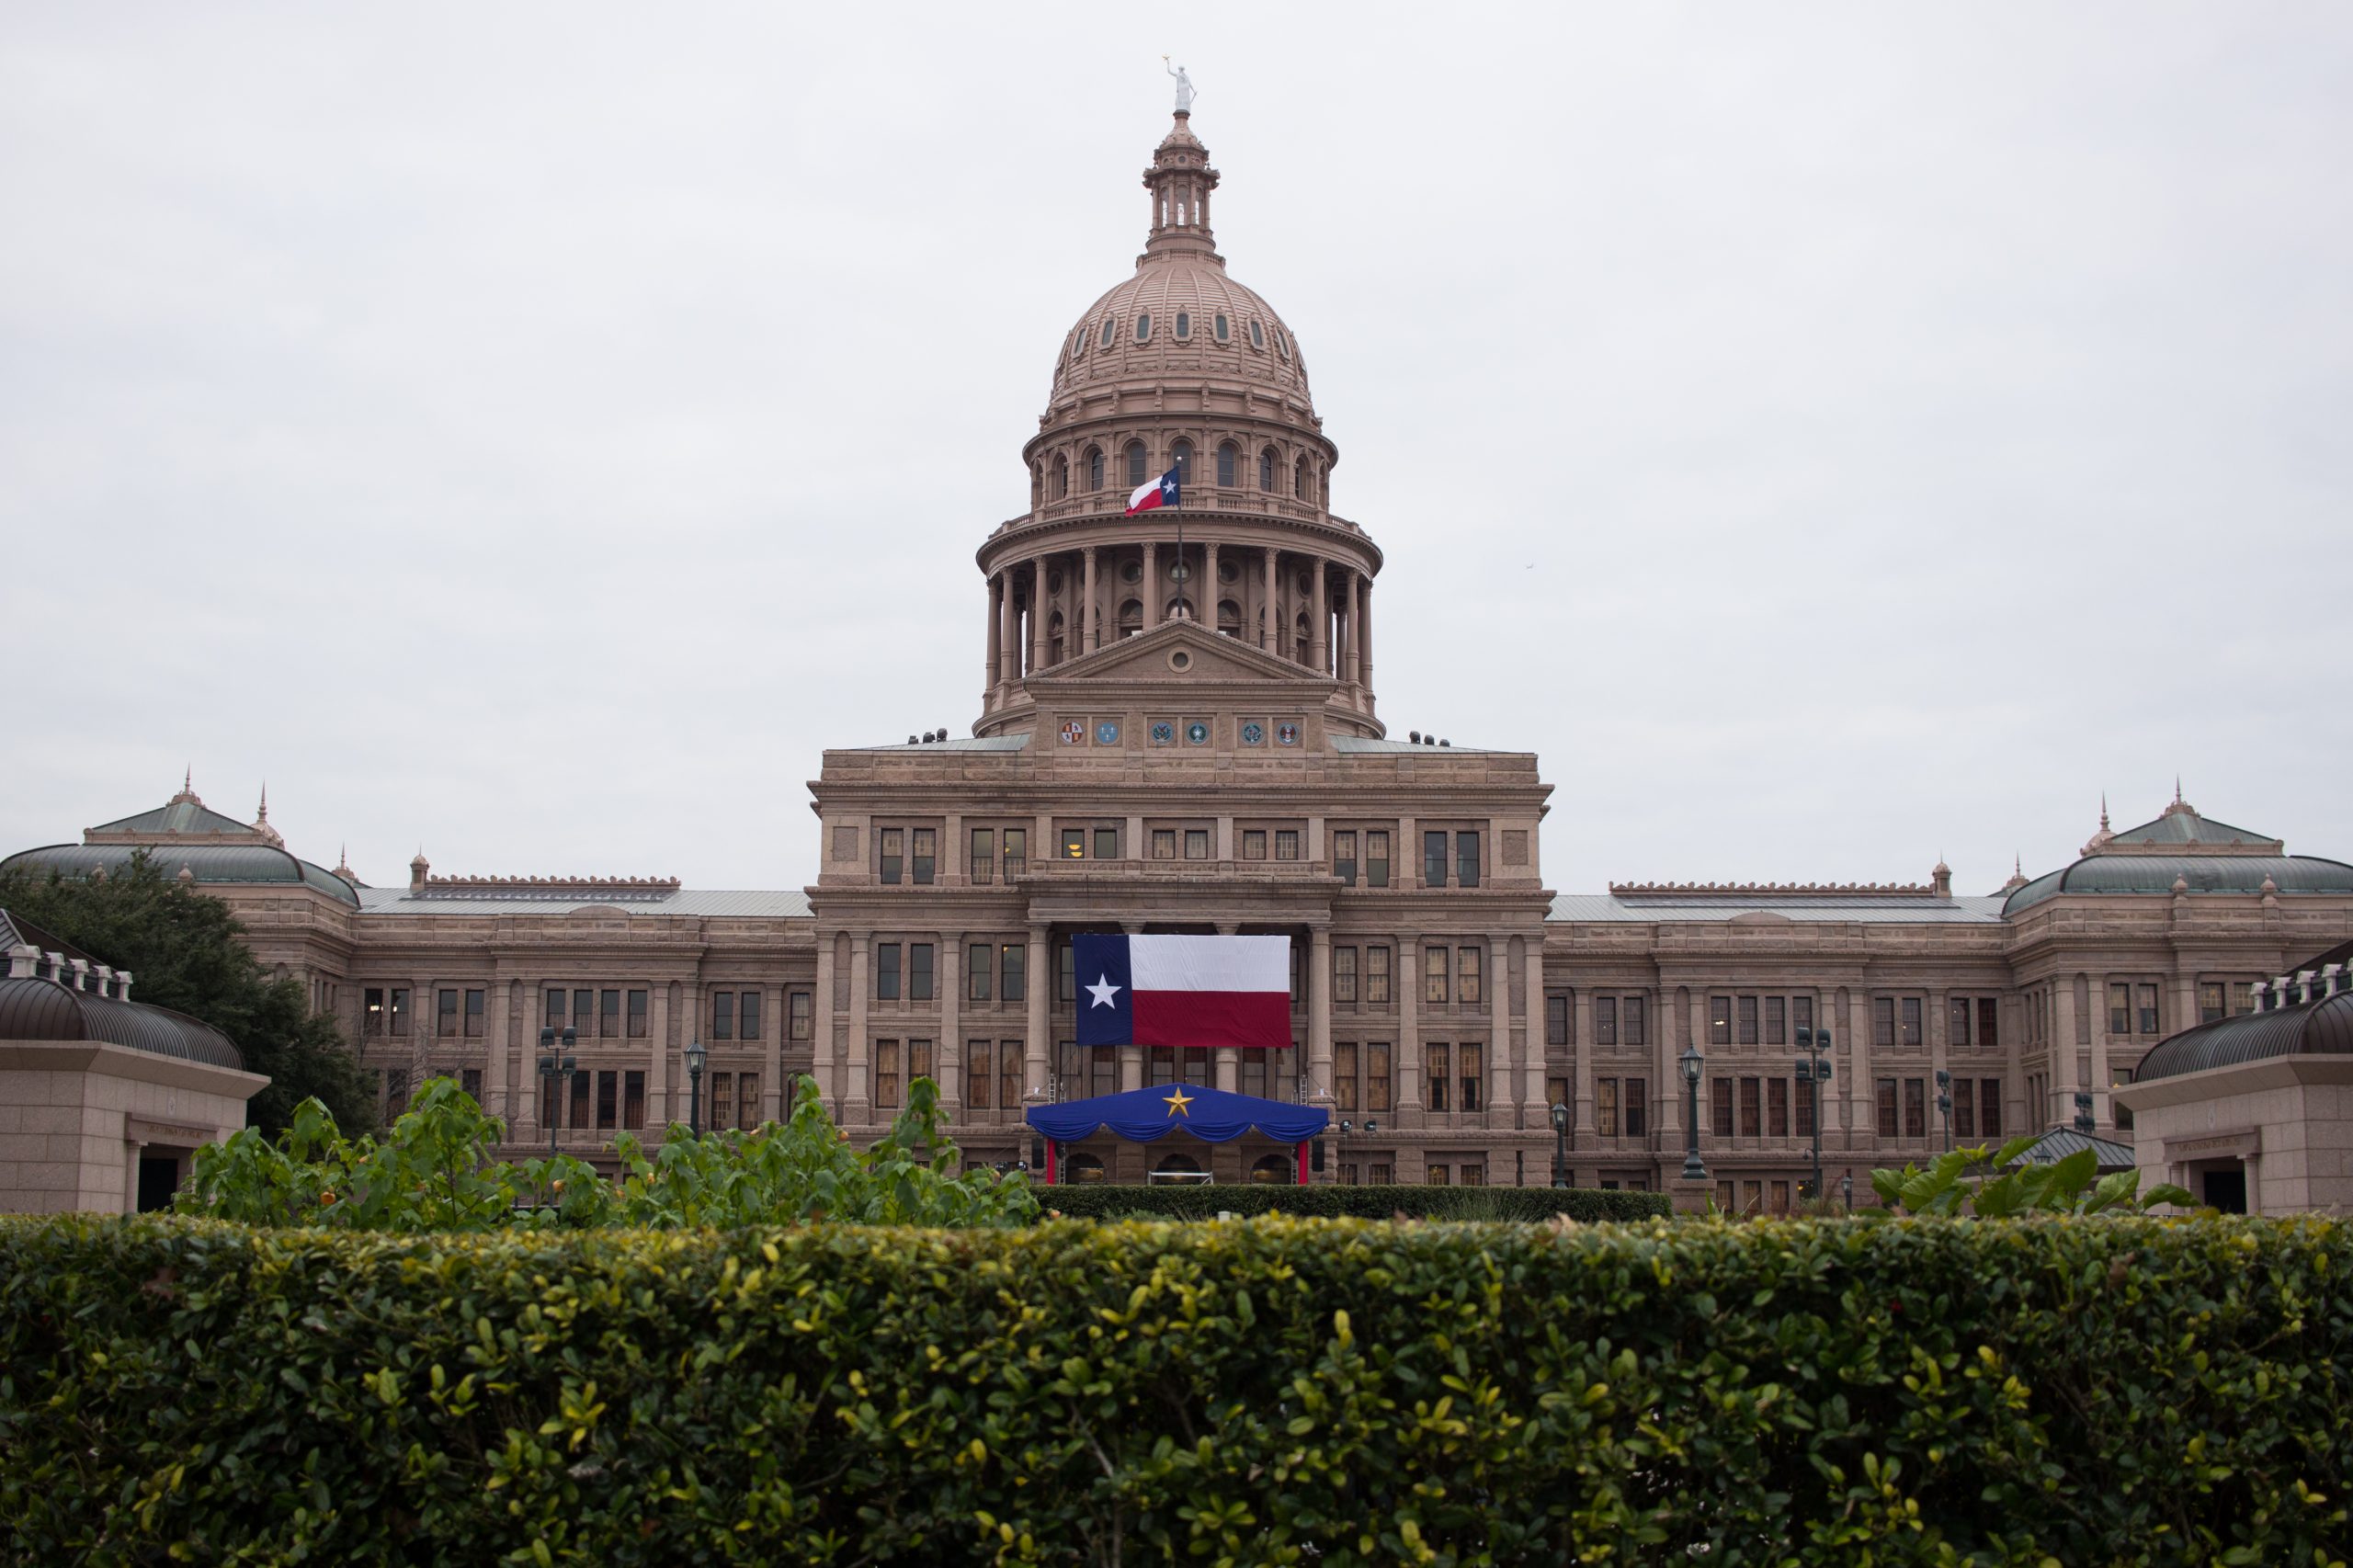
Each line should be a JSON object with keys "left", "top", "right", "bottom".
{"left": 4, "top": 1214, "right": 2347, "bottom": 1564}
{"left": 1040, "top": 1183, "right": 1671, "bottom": 1222}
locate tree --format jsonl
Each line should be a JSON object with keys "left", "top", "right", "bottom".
{"left": 0, "top": 851, "right": 376, "bottom": 1135}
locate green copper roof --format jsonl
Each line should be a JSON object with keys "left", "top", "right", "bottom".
{"left": 0, "top": 844, "right": 361, "bottom": 908}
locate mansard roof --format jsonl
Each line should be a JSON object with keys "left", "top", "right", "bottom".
{"left": 0, "top": 842, "right": 361, "bottom": 908}
{"left": 2002, "top": 854, "right": 2353, "bottom": 915}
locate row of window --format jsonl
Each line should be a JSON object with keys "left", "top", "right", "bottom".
{"left": 1074, "top": 310, "right": 1287, "bottom": 357}
{"left": 377, "top": 1066, "right": 481, "bottom": 1121}
{"left": 1329, "top": 1040, "right": 1489, "bottom": 1115}
{"left": 1873, "top": 1075, "right": 2003, "bottom": 1140}
{"left": 366, "top": 985, "right": 813, "bottom": 1044}
{"left": 878, "top": 824, "right": 1446, "bottom": 888}
{"left": 1045, "top": 440, "right": 1318, "bottom": 504}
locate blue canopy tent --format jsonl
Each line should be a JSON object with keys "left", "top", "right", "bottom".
{"left": 1025, "top": 1083, "right": 1331, "bottom": 1185}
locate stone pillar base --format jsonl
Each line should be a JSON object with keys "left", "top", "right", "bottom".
{"left": 1667, "top": 1176, "right": 1713, "bottom": 1215}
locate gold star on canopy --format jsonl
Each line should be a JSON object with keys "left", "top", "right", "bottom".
{"left": 1163, "top": 1087, "right": 1195, "bottom": 1118}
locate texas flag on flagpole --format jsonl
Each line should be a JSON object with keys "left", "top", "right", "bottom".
{"left": 1074, "top": 933, "right": 1290, "bottom": 1051}
{"left": 1125, "top": 466, "right": 1181, "bottom": 516}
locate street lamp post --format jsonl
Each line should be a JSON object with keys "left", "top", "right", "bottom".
{"left": 685, "top": 1039, "right": 708, "bottom": 1136}
{"left": 1550, "top": 1098, "right": 1572, "bottom": 1188}
{"left": 1678, "top": 1043, "right": 1708, "bottom": 1182}
{"left": 1794, "top": 1026, "right": 1834, "bottom": 1201}
{"left": 536, "top": 1028, "right": 578, "bottom": 1157}
{"left": 1935, "top": 1067, "right": 1954, "bottom": 1153}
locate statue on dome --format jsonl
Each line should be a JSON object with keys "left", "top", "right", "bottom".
{"left": 1165, "top": 58, "right": 1197, "bottom": 114}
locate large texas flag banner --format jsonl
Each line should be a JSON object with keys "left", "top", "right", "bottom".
{"left": 1074, "top": 933, "right": 1290, "bottom": 1051}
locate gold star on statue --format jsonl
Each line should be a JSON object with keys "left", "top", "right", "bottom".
{"left": 1163, "top": 1087, "right": 1195, "bottom": 1118}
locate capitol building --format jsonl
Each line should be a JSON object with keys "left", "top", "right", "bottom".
{"left": 9, "top": 106, "right": 2351, "bottom": 1210}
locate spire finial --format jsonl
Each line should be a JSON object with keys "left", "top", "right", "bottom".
{"left": 2099, "top": 791, "right": 2109, "bottom": 831}
{"left": 183, "top": 765, "right": 191, "bottom": 793}
{"left": 2175, "top": 774, "right": 2184, "bottom": 804}
{"left": 256, "top": 782, "right": 268, "bottom": 822}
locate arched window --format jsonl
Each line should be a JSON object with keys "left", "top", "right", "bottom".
{"left": 1294, "top": 612, "right": 1311, "bottom": 664}
{"left": 1175, "top": 311, "right": 1189, "bottom": 339}
{"left": 1165, "top": 596, "right": 1194, "bottom": 622}
{"left": 1294, "top": 455, "right": 1309, "bottom": 500}
{"left": 1249, "top": 1153, "right": 1291, "bottom": 1185}
{"left": 1051, "top": 454, "right": 1068, "bottom": 499}
{"left": 1170, "top": 439, "right": 1192, "bottom": 486}
{"left": 1259, "top": 448, "right": 1277, "bottom": 492}
{"left": 1275, "top": 330, "right": 1289, "bottom": 360}
{"left": 1048, "top": 611, "right": 1064, "bottom": 666}
{"left": 1030, "top": 464, "right": 1043, "bottom": 508}
{"left": 1086, "top": 448, "right": 1104, "bottom": 491}
{"left": 1126, "top": 442, "right": 1148, "bottom": 488}
{"left": 1135, "top": 312, "right": 1151, "bottom": 342}
{"left": 1214, "top": 313, "right": 1230, "bottom": 342}
{"left": 1250, "top": 320, "right": 1266, "bottom": 349}
{"left": 1217, "top": 443, "right": 1237, "bottom": 487}
{"left": 1154, "top": 1152, "right": 1202, "bottom": 1176}
{"left": 1217, "top": 598, "right": 1242, "bottom": 638}
{"left": 1066, "top": 1152, "right": 1108, "bottom": 1185}
{"left": 1118, "top": 598, "right": 1142, "bottom": 638}
{"left": 1100, "top": 317, "right": 1115, "bottom": 347}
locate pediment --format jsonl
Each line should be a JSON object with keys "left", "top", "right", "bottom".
{"left": 1034, "top": 619, "right": 1331, "bottom": 689}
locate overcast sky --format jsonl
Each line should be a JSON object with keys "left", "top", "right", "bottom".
{"left": 4, "top": 4, "right": 2347, "bottom": 897}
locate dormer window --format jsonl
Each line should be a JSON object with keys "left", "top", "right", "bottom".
{"left": 1175, "top": 312, "right": 1190, "bottom": 339}
{"left": 1214, "top": 313, "right": 1230, "bottom": 342}
{"left": 1101, "top": 317, "right": 1116, "bottom": 347}
{"left": 1276, "top": 330, "right": 1290, "bottom": 360}
{"left": 1135, "top": 312, "right": 1151, "bottom": 342}
{"left": 1249, "top": 320, "right": 1265, "bottom": 349}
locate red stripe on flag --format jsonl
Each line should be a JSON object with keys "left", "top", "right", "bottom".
{"left": 1131, "top": 989, "right": 1292, "bottom": 1051}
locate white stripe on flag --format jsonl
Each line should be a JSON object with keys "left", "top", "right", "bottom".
{"left": 1129, "top": 934, "right": 1289, "bottom": 994}
{"left": 1127, "top": 477, "right": 1160, "bottom": 511}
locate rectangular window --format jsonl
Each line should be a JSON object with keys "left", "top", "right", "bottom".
{"left": 2137, "top": 983, "right": 2160, "bottom": 1035}
{"left": 1088, "top": 1044, "right": 1112, "bottom": 1099}
{"left": 464, "top": 988, "right": 484, "bottom": 1039}
{"left": 1336, "top": 1041, "right": 1358, "bottom": 1112}
{"left": 2199, "top": 981, "right": 2225, "bottom": 1024}
{"left": 1624, "top": 1077, "right": 1646, "bottom": 1137}
{"left": 712, "top": 991, "right": 735, "bottom": 1040}
{"left": 911, "top": 943, "right": 936, "bottom": 1002}
{"left": 1368, "top": 1042, "right": 1392, "bottom": 1112}
{"left": 1366, "top": 946, "right": 1391, "bottom": 1005}
{"left": 364, "top": 987, "right": 386, "bottom": 1036}
{"left": 1181, "top": 1047, "right": 1211, "bottom": 1087}
{"left": 1368, "top": 1160, "right": 1392, "bottom": 1185}
{"left": 1709, "top": 994, "right": 1732, "bottom": 1047}
{"left": 740, "top": 991, "right": 762, "bottom": 1041}
{"left": 1904, "top": 1077, "right": 1927, "bottom": 1138}
{"left": 1795, "top": 1076, "right": 1815, "bottom": 1137}
{"left": 1954, "top": 1078, "right": 1976, "bottom": 1139}
{"left": 1058, "top": 940, "right": 1074, "bottom": 1004}
{"left": 1737, "top": 995, "right": 1758, "bottom": 1045}
{"left": 1740, "top": 1076, "right": 1762, "bottom": 1138}
{"left": 1949, "top": 996, "right": 1972, "bottom": 1048}
{"left": 628, "top": 989, "right": 647, "bottom": 1039}
{"left": 967, "top": 1040, "right": 992, "bottom": 1108}
{"left": 1002, "top": 828, "right": 1026, "bottom": 880}
{"left": 1711, "top": 1076, "right": 1733, "bottom": 1139}
{"left": 569, "top": 1068, "right": 589, "bottom": 1130}
{"left": 1001, "top": 1043, "right": 1020, "bottom": 1111}
{"left": 1873, "top": 997, "right": 1895, "bottom": 1050}
{"left": 1275, "top": 830, "right": 1300, "bottom": 861}
{"left": 1242, "top": 829, "right": 1267, "bottom": 860}
{"left": 1426, "top": 1043, "right": 1450, "bottom": 1111}
{"left": 1456, "top": 831, "right": 1481, "bottom": 889}
{"left": 1877, "top": 1077, "right": 1899, "bottom": 1137}
{"left": 711, "top": 1072, "right": 734, "bottom": 1131}
{"left": 1335, "top": 947, "right": 1358, "bottom": 1004}
{"left": 1766, "top": 996, "right": 1786, "bottom": 1046}
{"left": 1424, "top": 947, "right": 1449, "bottom": 1005}
{"left": 1001, "top": 944, "right": 1025, "bottom": 1003}
{"left": 1459, "top": 1042, "right": 1482, "bottom": 1113}
{"left": 880, "top": 828, "right": 904, "bottom": 885}
{"left": 387, "top": 987, "right": 408, "bottom": 1036}
{"left": 1545, "top": 993, "right": 1569, "bottom": 1048}
{"left": 969, "top": 944, "right": 992, "bottom": 1001}
{"left": 1792, "top": 994, "right": 1812, "bottom": 1039}
{"left": 1334, "top": 831, "right": 1357, "bottom": 885}
{"left": 790, "top": 991, "right": 813, "bottom": 1041}
{"left": 876, "top": 943, "right": 902, "bottom": 1000}
{"left": 572, "top": 989, "right": 592, "bottom": 1037}
{"left": 601, "top": 990, "right": 620, "bottom": 1039}
{"left": 597, "top": 1070, "right": 618, "bottom": 1131}
{"left": 1981, "top": 1079, "right": 2001, "bottom": 1138}
{"left": 623, "top": 1069, "right": 646, "bottom": 1130}
{"left": 438, "top": 988, "right": 458, "bottom": 1038}
{"left": 1547, "top": 1076, "right": 1568, "bottom": 1108}
{"left": 1597, "top": 1076, "right": 1619, "bottom": 1137}
{"left": 736, "top": 1071, "right": 760, "bottom": 1130}
{"left": 1459, "top": 1161, "right": 1483, "bottom": 1187}
{"left": 1427, "top": 1164, "right": 1450, "bottom": 1186}
{"left": 1148, "top": 1046, "right": 1174, "bottom": 1086}
{"left": 1096, "top": 827, "right": 1120, "bottom": 859}
{"left": 1367, "top": 831, "right": 1391, "bottom": 888}
{"left": 875, "top": 1040, "right": 901, "bottom": 1108}
{"left": 2109, "top": 982, "right": 2131, "bottom": 1036}
{"left": 1900, "top": 997, "right": 1923, "bottom": 1047}
{"left": 1977, "top": 996, "right": 1998, "bottom": 1047}
{"left": 1184, "top": 829, "right": 1209, "bottom": 860}
{"left": 911, "top": 828, "right": 936, "bottom": 885}
{"left": 1424, "top": 830, "right": 1448, "bottom": 887}
{"left": 1458, "top": 947, "right": 1483, "bottom": 1006}
{"left": 970, "top": 827, "right": 995, "bottom": 883}
{"left": 1152, "top": 828, "right": 1176, "bottom": 860}
{"left": 460, "top": 1067, "right": 482, "bottom": 1101}
{"left": 1596, "top": 996, "right": 1618, "bottom": 1045}
{"left": 1768, "top": 1076, "right": 1789, "bottom": 1137}
{"left": 1062, "top": 828, "right": 1086, "bottom": 859}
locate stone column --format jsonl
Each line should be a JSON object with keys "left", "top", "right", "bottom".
{"left": 1261, "top": 548, "right": 1278, "bottom": 652}
{"left": 1143, "top": 542, "right": 1160, "bottom": 630}
{"left": 1024, "top": 923, "right": 1050, "bottom": 1104}
{"left": 1215, "top": 921, "right": 1243, "bottom": 1094}
{"left": 486, "top": 976, "right": 512, "bottom": 1128}
{"left": 1518, "top": 937, "right": 1543, "bottom": 1129}
{"left": 764, "top": 983, "right": 784, "bottom": 1121}
{"left": 1573, "top": 989, "right": 1597, "bottom": 1141}
{"left": 1029, "top": 556, "right": 1050, "bottom": 671}
{"left": 1352, "top": 572, "right": 1368, "bottom": 691}
{"left": 813, "top": 937, "right": 837, "bottom": 1105}
{"left": 986, "top": 573, "right": 1004, "bottom": 700}
{"left": 847, "top": 935, "right": 872, "bottom": 1125}
{"left": 649, "top": 981, "right": 673, "bottom": 1131}
{"left": 1204, "top": 540, "right": 1220, "bottom": 630}
{"left": 996, "top": 572, "right": 1018, "bottom": 690}
{"left": 2052, "top": 979, "right": 2080, "bottom": 1131}
{"left": 1398, "top": 932, "right": 1423, "bottom": 1122}
{"left": 1847, "top": 988, "right": 1872, "bottom": 1152}
{"left": 1309, "top": 926, "right": 1335, "bottom": 1106}
{"left": 1359, "top": 577, "right": 1373, "bottom": 698}
{"left": 1120, "top": 919, "right": 1147, "bottom": 1092}
{"left": 1929, "top": 986, "right": 1951, "bottom": 1144}
{"left": 2090, "top": 974, "right": 2115, "bottom": 1131}
{"left": 939, "top": 934, "right": 962, "bottom": 1117}
{"left": 1311, "top": 559, "right": 1329, "bottom": 676}
{"left": 1813, "top": 989, "right": 1839, "bottom": 1141}
{"left": 1083, "top": 546, "right": 1099, "bottom": 652}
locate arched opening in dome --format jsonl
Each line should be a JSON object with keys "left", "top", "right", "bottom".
{"left": 1276, "top": 330, "right": 1290, "bottom": 361}
{"left": 1100, "top": 317, "right": 1115, "bottom": 348}
{"left": 1126, "top": 442, "right": 1148, "bottom": 488}
{"left": 1070, "top": 330, "right": 1084, "bottom": 360}
{"left": 1258, "top": 448, "right": 1277, "bottom": 493}
{"left": 1086, "top": 448, "right": 1104, "bottom": 492}
{"left": 1217, "top": 598, "right": 1242, "bottom": 638}
{"left": 1175, "top": 311, "right": 1189, "bottom": 339}
{"left": 1214, "top": 313, "right": 1230, "bottom": 342}
{"left": 1135, "top": 312, "right": 1151, "bottom": 343}
{"left": 1294, "top": 455, "right": 1310, "bottom": 501}
{"left": 1048, "top": 611, "right": 1064, "bottom": 666}
{"left": 1216, "top": 442, "right": 1236, "bottom": 487}
{"left": 1117, "top": 599, "right": 1142, "bottom": 639}
{"left": 1165, "top": 596, "right": 1195, "bottom": 622}
{"left": 1051, "top": 454, "right": 1068, "bottom": 500}
{"left": 1250, "top": 320, "right": 1265, "bottom": 350}
{"left": 1170, "top": 440, "right": 1192, "bottom": 487}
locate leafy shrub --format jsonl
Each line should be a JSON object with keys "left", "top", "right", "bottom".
{"left": 1042, "top": 1182, "right": 1668, "bottom": 1222}
{"left": 178, "top": 1074, "right": 1036, "bottom": 1231}
{"left": 6, "top": 1212, "right": 2343, "bottom": 1564}
{"left": 1873, "top": 1137, "right": 2195, "bottom": 1218}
